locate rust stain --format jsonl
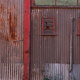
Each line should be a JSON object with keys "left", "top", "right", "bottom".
{"left": 0, "top": 3, "right": 18, "bottom": 43}
{"left": 0, "top": 32, "right": 9, "bottom": 42}
{"left": 5, "top": 34, "right": 9, "bottom": 42}
{"left": 0, "top": 4, "right": 2, "bottom": 30}
{"left": 0, "top": 4, "right": 2, "bottom": 12}
{"left": 0, "top": 19, "right": 2, "bottom": 30}
{"left": 9, "top": 12, "right": 17, "bottom": 41}
{"left": 8, "top": 4, "right": 18, "bottom": 43}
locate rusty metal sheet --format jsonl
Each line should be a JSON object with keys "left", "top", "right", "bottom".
{"left": 0, "top": 0, "right": 24, "bottom": 80}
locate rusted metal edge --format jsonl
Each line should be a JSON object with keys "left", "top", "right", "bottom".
{"left": 24, "top": 0, "right": 30, "bottom": 80}
{"left": 31, "top": 6, "right": 80, "bottom": 9}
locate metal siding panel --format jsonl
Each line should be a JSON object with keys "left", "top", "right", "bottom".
{"left": 0, "top": 0, "right": 24, "bottom": 80}
{"left": 31, "top": 8, "right": 80, "bottom": 80}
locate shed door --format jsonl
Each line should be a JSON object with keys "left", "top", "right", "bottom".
{"left": 30, "top": 8, "right": 80, "bottom": 80}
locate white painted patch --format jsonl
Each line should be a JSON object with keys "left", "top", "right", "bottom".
{"left": 45, "top": 63, "right": 69, "bottom": 80}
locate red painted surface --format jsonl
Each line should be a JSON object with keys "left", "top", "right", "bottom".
{"left": 77, "top": 0, "right": 79, "bottom": 5}
{"left": 24, "top": 0, "right": 30, "bottom": 80}
{"left": 53, "top": 18, "right": 55, "bottom": 34}
{"left": 55, "top": 0, "right": 57, "bottom": 5}
{"left": 79, "top": 18, "right": 80, "bottom": 34}
{"left": 42, "top": 18, "right": 44, "bottom": 34}
{"left": 32, "top": 0, "right": 34, "bottom": 6}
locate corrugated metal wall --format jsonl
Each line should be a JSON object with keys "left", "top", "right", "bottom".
{"left": 0, "top": 0, "right": 24, "bottom": 80}
{"left": 30, "top": 8, "right": 80, "bottom": 80}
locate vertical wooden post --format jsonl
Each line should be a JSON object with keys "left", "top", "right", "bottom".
{"left": 24, "top": 0, "right": 30, "bottom": 80}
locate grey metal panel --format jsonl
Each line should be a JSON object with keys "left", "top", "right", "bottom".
{"left": 31, "top": 8, "right": 80, "bottom": 80}
{"left": 0, "top": 0, "right": 24, "bottom": 80}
